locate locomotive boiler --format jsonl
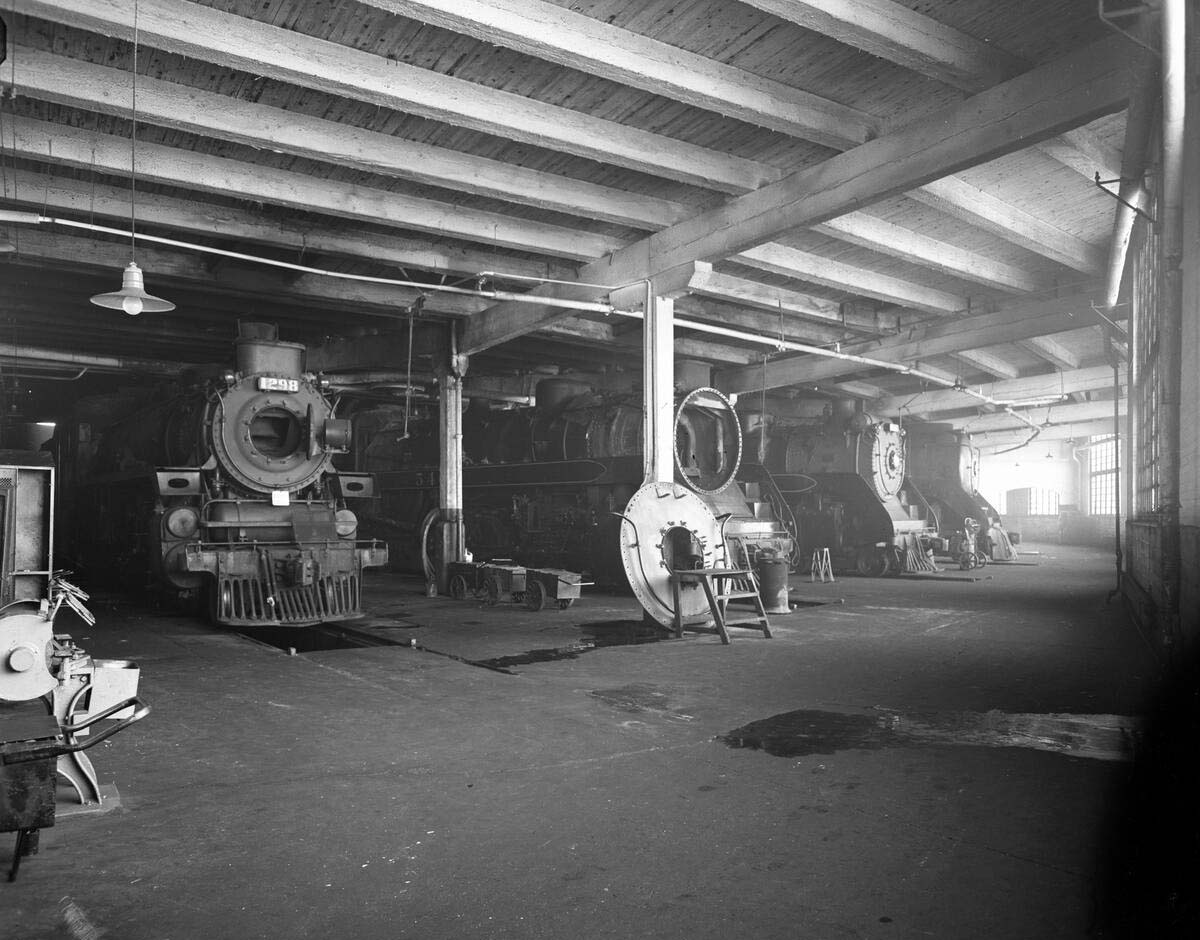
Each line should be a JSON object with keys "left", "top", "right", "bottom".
{"left": 756, "top": 408, "right": 939, "bottom": 576}
{"left": 54, "top": 323, "right": 387, "bottom": 626}
{"left": 356, "top": 380, "right": 794, "bottom": 584}
{"left": 904, "top": 424, "right": 1018, "bottom": 561}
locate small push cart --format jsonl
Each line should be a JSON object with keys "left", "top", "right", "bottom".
{"left": 522, "top": 568, "right": 585, "bottom": 611}
{"left": 445, "top": 560, "right": 529, "bottom": 606}
{"left": 479, "top": 563, "right": 528, "bottom": 605}
{"left": 446, "top": 561, "right": 497, "bottom": 601}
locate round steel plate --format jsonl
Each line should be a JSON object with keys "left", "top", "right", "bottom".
{"left": 618, "top": 482, "right": 727, "bottom": 628}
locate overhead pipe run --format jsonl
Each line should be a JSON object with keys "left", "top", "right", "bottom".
{"left": 0, "top": 211, "right": 618, "bottom": 317}
{"left": 606, "top": 309, "right": 1043, "bottom": 433}
{"left": 0, "top": 343, "right": 179, "bottom": 375}
{"left": 3, "top": 207, "right": 1048, "bottom": 429}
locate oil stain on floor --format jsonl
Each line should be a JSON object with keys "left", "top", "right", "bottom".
{"left": 720, "top": 707, "right": 1140, "bottom": 761}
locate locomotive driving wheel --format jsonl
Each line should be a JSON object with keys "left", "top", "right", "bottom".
{"left": 854, "top": 546, "right": 889, "bottom": 578}
{"left": 524, "top": 579, "right": 547, "bottom": 611}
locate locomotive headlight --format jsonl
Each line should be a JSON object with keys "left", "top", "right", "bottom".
{"left": 335, "top": 509, "right": 358, "bottom": 538}
{"left": 165, "top": 506, "right": 201, "bottom": 539}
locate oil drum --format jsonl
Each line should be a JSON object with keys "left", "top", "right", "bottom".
{"left": 756, "top": 554, "right": 790, "bottom": 614}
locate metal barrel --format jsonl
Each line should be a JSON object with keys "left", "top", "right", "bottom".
{"left": 756, "top": 556, "right": 790, "bottom": 614}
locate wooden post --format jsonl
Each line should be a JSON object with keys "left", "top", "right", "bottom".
{"left": 643, "top": 283, "right": 674, "bottom": 484}
{"left": 436, "top": 342, "right": 467, "bottom": 593}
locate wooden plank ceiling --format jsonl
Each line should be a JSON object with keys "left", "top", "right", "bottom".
{"left": 0, "top": 0, "right": 1139, "bottom": 448}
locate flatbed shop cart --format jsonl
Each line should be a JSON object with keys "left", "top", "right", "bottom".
{"left": 445, "top": 561, "right": 585, "bottom": 611}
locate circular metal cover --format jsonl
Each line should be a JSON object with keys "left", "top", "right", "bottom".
{"left": 618, "top": 482, "right": 727, "bottom": 628}
{"left": 867, "top": 424, "right": 906, "bottom": 498}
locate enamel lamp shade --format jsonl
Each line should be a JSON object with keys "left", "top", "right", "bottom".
{"left": 89, "top": 261, "right": 176, "bottom": 316}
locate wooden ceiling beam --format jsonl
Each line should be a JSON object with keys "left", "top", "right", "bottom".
{"left": 1015, "top": 336, "right": 1082, "bottom": 371}
{"left": 14, "top": 0, "right": 776, "bottom": 194}
{"left": 873, "top": 364, "right": 1123, "bottom": 417}
{"left": 3, "top": 169, "right": 579, "bottom": 282}
{"left": 734, "top": 242, "right": 968, "bottom": 313}
{"left": 8, "top": 229, "right": 481, "bottom": 317}
{"left": 745, "top": 3, "right": 1123, "bottom": 191}
{"left": 361, "top": 0, "right": 876, "bottom": 148}
{"left": 813, "top": 213, "right": 1055, "bottom": 294}
{"left": 826, "top": 380, "right": 889, "bottom": 400}
{"left": 16, "top": 2, "right": 1118, "bottom": 281}
{"left": 950, "top": 349, "right": 1022, "bottom": 380}
{"left": 8, "top": 46, "right": 691, "bottom": 232}
{"left": 687, "top": 262, "right": 877, "bottom": 330}
{"left": 650, "top": 30, "right": 1126, "bottom": 279}
{"left": 673, "top": 295, "right": 851, "bottom": 347}
{"left": 465, "top": 35, "right": 1128, "bottom": 351}
{"left": 718, "top": 286, "right": 1107, "bottom": 394}
{"left": 10, "top": 48, "right": 1061, "bottom": 312}
{"left": 911, "top": 179, "right": 1108, "bottom": 277}
{"left": 739, "top": 0, "right": 1023, "bottom": 91}
{"left": 13, "top": 8, "right": 1110, "bottom": 302}
{"left": 6, "top": 229, "right": 747, "bottom": 361}
{"left": 969, "top": 419, "right": 1122, "bottom": 450}
{"left": 8, "top": 117, "right": 623, "bottom": 261}
{"left": 958, "top": 398, "right": 1125, "bottom": 434}
{"left": 908, "top": 361, "right": 964, "bottom": 386}
{"left": 1036, "top": 128, "right": 1123, "bottom": 184}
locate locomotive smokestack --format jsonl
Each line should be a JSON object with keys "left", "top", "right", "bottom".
{"left": 235, "top": 321, "right": 304, "bottom": 377}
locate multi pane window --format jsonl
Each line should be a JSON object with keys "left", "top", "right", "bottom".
{"left": 1089, "top": 435, "right": 1118, "bottom": 515}
{"left": 1130, "top": 183, "right": 1161, "bottom": 514}
{"left": 1005, "top": 487, "right": 1060, "bottom": 516}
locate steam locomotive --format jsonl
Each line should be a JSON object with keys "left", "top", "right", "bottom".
{"left": 904, "top": 423, "right": 1018, "bottom": 561}
{"left": 354, "top": 379, "right": 794, "bottom": 582}
{"left": 750, "top": 406, "right": 940, "bottom": 575}
{"left": 751, "top": 407, "right": 1017, "bottom": 572}
{"left": 53, "top": 323, "right": 387, "bottom": 626}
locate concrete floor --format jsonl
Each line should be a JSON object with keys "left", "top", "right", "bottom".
{"left": 3, "top": 544, "right": 1163, "bottom": 939}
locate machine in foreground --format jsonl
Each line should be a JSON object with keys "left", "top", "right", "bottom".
{"left": 0, "top": 452, "right": 149, "bottom": 879}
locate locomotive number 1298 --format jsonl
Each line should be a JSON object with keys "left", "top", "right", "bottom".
{"left": 257, "top": 376, "right": 300, "bottom": 393}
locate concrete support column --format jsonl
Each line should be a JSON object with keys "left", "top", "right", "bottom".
{"left": 436, "top": 354, "right": 467, "bottom": 593}
{"left": 643, "top": 287, "right": 675, "bottom": 484}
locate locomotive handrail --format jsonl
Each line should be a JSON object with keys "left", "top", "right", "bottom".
{"left": 736, "top": 463, "right": 802, "bottom": 571}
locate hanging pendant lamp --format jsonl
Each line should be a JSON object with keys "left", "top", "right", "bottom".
{"left": 90, "top": 0, "right": 174, "bottom": 316}
{"left": 89, "top": 261, "right": 175, "bottom": 315}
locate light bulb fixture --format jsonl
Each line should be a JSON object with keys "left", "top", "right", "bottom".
{"left": 88, "top": 0, "right": 174, "bottom": 315}
{"left": 89, "top": 261, "right": 175, "bottom": 315}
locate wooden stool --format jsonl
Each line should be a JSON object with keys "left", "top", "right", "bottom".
{"left": 668, "top": 567, "right": 772, "bottom": 644}
{"left": 810, "top": 547, "right": 834, "bottom": 583}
